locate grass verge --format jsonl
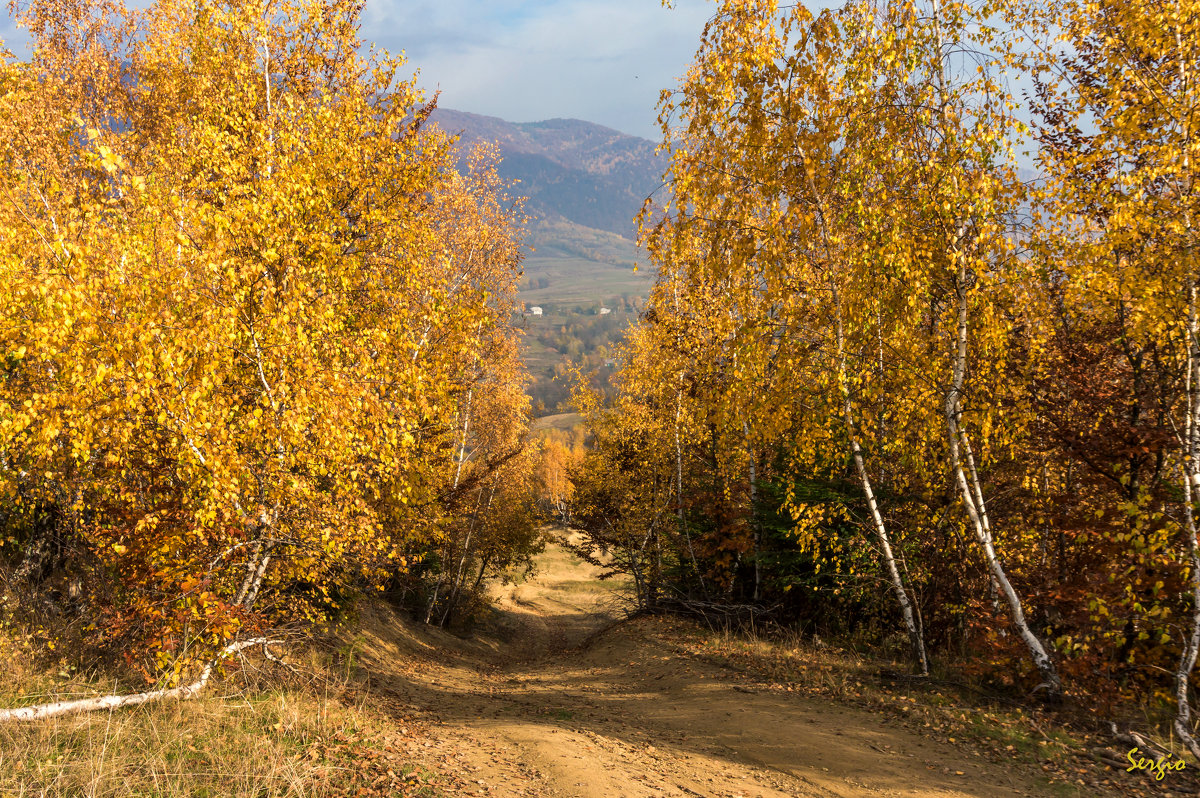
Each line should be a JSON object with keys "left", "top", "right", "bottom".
{"left": 0, "top": 631, "right": 443, "bottom": 798}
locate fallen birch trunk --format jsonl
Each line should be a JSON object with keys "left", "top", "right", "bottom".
{"left": 0, "top": 637, "right": 281, "bottom": 722}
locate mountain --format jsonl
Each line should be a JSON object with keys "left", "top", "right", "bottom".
{"left": 428, "top": 108, "right": 664, "bottom": 239}
{"left": 426, "top": 108, "right": 661, "bottom": 415}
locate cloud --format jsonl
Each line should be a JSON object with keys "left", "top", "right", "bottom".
{"left": 1, "top": 0, "right": 713, "bottom": 141}
{"left": 366, "top": 0, "right": 713, "bottom": 140}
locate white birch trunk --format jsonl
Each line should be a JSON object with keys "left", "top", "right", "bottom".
{"left": 453, "top": 387, "right": 474, "bottom": 492}
{"left": 1172, "top": 27, "right": 1200, "bottom": 759}
{"left": 946, "top": 272, "right": 1061, "bottom": 698}
{"left": 234, "top": 538, "right": 275, "bottom": 609}
{"left": 442, "top": 484, "right": 494, "bottom": 627}
{"left": 424, "top": 583, "right": 439, "bottom": 625}
{"left": 1174, "top": 343, "right": 1200, "bottom": 757}
{"left": 831, "top": 280, "right": 928, "bottom": 674}
{"left": 0, "top": 638, "right": 281, "bottom": 722}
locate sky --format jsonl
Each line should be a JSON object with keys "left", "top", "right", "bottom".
{"left": 364, "top": 0, "right": 715, "bottom": 140}
{"left": 1, "top": 0, "right": 717, "bottom": 142}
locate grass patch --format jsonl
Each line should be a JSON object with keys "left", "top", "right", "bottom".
{"left": 530, "top": 412, "right": 583, "bottom": 432}
{"left": 0, "top": 633, "right": 442, "bottom": 798}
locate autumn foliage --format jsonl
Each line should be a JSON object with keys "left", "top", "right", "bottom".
{"left": 0, "top": 0, "right": 536, "bottom": 685}
{"left": 569, "top": 0, "right": 1200, "bottom": 742}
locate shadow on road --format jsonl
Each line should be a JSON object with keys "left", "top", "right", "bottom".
{"left": 342, "top": 532, "right": 1055, "bottom": 798}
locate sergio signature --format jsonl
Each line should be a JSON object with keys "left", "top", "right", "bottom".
{"left": 1126, "top": 747, "right": 1187, "bottom": 781}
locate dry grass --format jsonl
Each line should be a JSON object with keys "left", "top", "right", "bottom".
{"left": 529, "top": 412, "right": 582, "bottom": 432}
{"left": 0, "top": 632, "right": 442, "bottom": 798}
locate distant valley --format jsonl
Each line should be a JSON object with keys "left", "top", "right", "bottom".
{"left": 428, "top": 109, "right": 664, "bottom": 415}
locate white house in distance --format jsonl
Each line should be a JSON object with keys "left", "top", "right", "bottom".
{"left": 599, "top": 307, "right": 611, "bottom": 315}
{"left": 528, "top": 306, "right": 543, "bottom": 316}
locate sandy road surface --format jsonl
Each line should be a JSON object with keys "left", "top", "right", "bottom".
{"left": 349, "top": 536, "right": 1058, "bottom": 798}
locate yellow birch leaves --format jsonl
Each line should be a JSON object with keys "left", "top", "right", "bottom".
{"left": 0, "top": 0, "right": 528, "bottom": 672}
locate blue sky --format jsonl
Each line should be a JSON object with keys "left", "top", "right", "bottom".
{"left": 365, "top": 0, "right": 716, "bottom": 140}
{"left": 1, "top": 0, "right": 716, "bottom": 141}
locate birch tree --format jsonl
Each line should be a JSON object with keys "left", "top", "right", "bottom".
{"left": 640, "top": 0, "right": 932, "bottom": 669}
{"left": 836, "top": 0, "right": 1064, "bottom": 697}
{"left": 0, "top": 0, "right": 529, "bottom": 711}
{"left": 1030, "top": 0, "right": 1200, "bottom": 746}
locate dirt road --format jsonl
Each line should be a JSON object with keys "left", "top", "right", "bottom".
{"left": 350, "top": 537, "right": 1058, "bottom": 798}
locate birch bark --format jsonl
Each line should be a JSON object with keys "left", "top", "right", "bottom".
{"left": 0, "top": 638, "right": 282, "bottom": 722}
{"left": 944, "top": 268, "right": 1062, "bottom": 698}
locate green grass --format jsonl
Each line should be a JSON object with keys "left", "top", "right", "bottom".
{"left": 519, "top": 329, "right": 567, "bottom": 374}
{"left": 517, "top": 218, "right": 654, "bottom": 305}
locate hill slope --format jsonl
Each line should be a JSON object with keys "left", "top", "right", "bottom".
{"left": 428, "top": 108, "right": 662, "bottom": 414}
{"left": 429, "top": 108, "right": 663, "bottom": 239}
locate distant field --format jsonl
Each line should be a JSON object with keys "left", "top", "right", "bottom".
{"left": 531, "top": 412, "right": 583, "bottom": 432}
{"left": 519, "top": 321, "right": 569, "bottom": 387}
{"left": 515, "top": 220, "right": 651, "bottom": 417}
{"left": 518, "top": 255, "right": 654, "bottom": 306}
{"left": 517, "top": 218, "right": 655, "bottom": 307}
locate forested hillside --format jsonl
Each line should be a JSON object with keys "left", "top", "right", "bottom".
{"left": 428, "top": 108, "right": 662, "bottom": 238}
{"left": 428, "top": 108, "right": 659, "bottom": 414}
